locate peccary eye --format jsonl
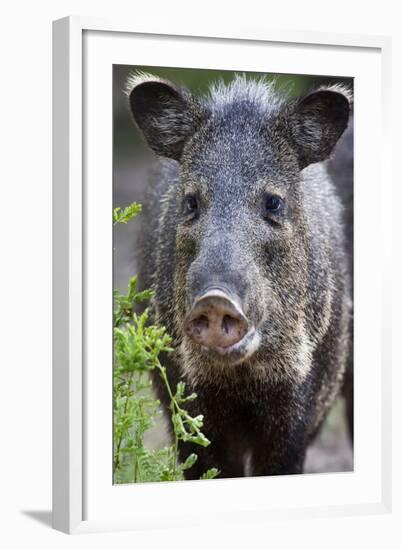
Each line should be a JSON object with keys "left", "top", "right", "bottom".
{"left": 263, "top": 194, "right": 283, "bottom": 216}
{"left": 183, "top": 194, "right": 199, "bottom": 217}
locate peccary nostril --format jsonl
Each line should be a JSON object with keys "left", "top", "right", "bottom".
{"left": 222, "top": 315, "right": 238, "bottom": 335}
{"left": 184, "top": 291, "right": 249, "bottom": 350}
{"left": 191, "top": 315, "right": 209, "bottom": 338}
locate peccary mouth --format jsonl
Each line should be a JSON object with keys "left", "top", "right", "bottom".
{"left": 212, "top": 326, "right": 261, "bottom": 359}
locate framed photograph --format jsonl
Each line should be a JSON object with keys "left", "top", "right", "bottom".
{"left": 52, "top": 16, "right": 392, "bottom": 534}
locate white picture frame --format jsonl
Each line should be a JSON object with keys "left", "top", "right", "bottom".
{"left": 52, "top": 16, "right": 392, "bottom": 534}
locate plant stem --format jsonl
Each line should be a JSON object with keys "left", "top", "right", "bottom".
{"left": 156, "top": 364, "right": 180, "bottom": 478}
{"left": 113, "top": 370, "right": 134, "bottom": 474}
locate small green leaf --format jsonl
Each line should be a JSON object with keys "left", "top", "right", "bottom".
{"left": 200, "top": 468, "right": 220, "bottom": 480}
{"left": 188, "top": 434, "right": 211, "bottom": 447}
{"left": 181, "top": 453, "right": 198, "bottom": 471}
{"left": 113, "top": 207, "right": 121, "bottom": 222}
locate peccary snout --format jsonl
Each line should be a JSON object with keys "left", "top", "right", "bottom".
{"left": 184, "top": 289, "right": 249, "bottom": 352}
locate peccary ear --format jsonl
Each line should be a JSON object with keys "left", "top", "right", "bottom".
{"left": 126, "top": 73, "right": 202, "bottom": 161}
{"left": 285, "top": 87, "right": 351, "bottom": 169}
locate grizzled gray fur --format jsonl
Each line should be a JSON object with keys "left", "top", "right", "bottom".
{"left": 127, "top": 73, "right": 353, "bottom": 477}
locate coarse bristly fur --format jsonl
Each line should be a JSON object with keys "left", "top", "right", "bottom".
{"left": 126, "top": 72, "right": 353, "bottom": 479}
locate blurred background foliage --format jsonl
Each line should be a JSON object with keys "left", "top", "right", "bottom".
{"left": 113, "top": 65, "right": 353, "bottom": 475}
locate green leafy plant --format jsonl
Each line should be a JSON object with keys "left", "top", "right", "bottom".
{"left": 113, "top": 202, "right": 142, "bottom": 225}
{"left": 113, "top": 202, "right": 219, "bottom": 483}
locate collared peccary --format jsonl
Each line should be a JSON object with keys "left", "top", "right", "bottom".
{"left": 126, "top": 73, "right": 353, "bottom": 478}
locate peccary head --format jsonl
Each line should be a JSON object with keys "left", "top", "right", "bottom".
{"left": 127, "top": 73, "right": 351, "bottom": 371}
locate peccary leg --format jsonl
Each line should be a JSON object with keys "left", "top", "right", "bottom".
{"left": 250, "top": 429, "right": 308, "bottom": 476}
{"left": 180, "top": 393, "right": 311, "bottom": 478}
{"left": 178, "top": 400, "right": 255, "bottom": 480}
{"left": 181, "top": 419, "right": 308, "bottom": 478}
{"left": 244, "top": 382, "right": 311, "bottom": 476}
{"left": 343, "top": 360, "right": 354, "bottom": 444}
{"left": 180, "top": 435, "right": 246, "bottom": 480}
